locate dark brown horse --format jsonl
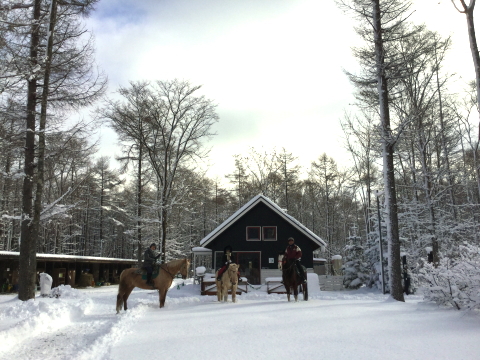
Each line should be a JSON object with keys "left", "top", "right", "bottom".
{"left": 116, "top": 258, "right": 190, "bottom": 313}
{"left": 281, "top": 258, "right": 308, "bottom": 302}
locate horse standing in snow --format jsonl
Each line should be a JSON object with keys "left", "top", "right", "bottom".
{"left": 216, "top": 263, "right": 239, "bottom": 303}
{"left": 116, "top": 258, "right": 190, "bottom": 313}
{"left": 282, "top": 258, "right": 308, "bottom": 302}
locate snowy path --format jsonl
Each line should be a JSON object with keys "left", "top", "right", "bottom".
{"left": 112, "top": 292, "right": 480, "bottom": 360}
{"left": 0, "top": 286, "right": 147, "bottom": 360}
{"left": 1, "top": 280, "right": 480, "bottom": 360}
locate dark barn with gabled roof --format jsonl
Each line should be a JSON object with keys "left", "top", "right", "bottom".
{"left": 200, "top": 194, "right": 326, "bottom": 284}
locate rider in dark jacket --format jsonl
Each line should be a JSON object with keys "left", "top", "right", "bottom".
{"left": 217, "top": 245, "right": 234, "bottom": 281}
{"left": 284, "top": 237, "right": 307, "bottom": 283}
{"left": 144, "top": 243, "right": 160, "bottom": 286}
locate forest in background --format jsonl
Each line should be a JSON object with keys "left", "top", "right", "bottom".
{"left": 1, "top": 0, "right": 479, "bottom": 308}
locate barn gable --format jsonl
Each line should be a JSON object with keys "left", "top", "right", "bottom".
{"left": 199, "top": 194, "right": 326, "bottom": 284}
{"left": 200, "top": 194, "right": 325, "bottom": 248}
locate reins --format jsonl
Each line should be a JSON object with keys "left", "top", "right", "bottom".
{"left": 282, "top": 260, "right": 296, "bottom": 273}
{"left": 159, "top": 261, "right": 178, "bottom": 279}
{"left": 227, "top": 267, "right": 237, "bottom": 285}
{"left": 220, "top": 266, "right": 237, "bottom": 286}
{"left": 159, "top": 264, "right": 174, "bottom": 279}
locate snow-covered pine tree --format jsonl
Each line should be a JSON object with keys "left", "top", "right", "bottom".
{"left": 342, "top": 235, "right": 370, "bottom": 289}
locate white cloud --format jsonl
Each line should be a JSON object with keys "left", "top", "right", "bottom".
{"left": 85, "top": 0, "right": 477, "bottom": 182}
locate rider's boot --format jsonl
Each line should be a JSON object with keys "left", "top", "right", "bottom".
{"left": 146, "top": 273, "right": 153, "bottom": 286}
{"left": 301, "top": 274, "right": 307, "bottom": 283}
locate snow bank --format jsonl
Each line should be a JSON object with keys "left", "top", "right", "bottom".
{"left": 0, "top": 278, "right": 478, "bottom": 360}
{"left": 0, "top": 289, "right": 93, "bottom": 357}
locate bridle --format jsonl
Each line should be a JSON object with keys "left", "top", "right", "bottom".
{"left": 159, "top": 264, "right": 175, "bottom": 279}
{"left": 160, "top": 260, "right": 188, "bottom": 280}
{"left": 282, "top": 259, "right": 296, "bottom": 274}
{"left": 282, "top": 260, "right": 295, "bottom": 274}
{"left": 180, "top": 262, "right": 188, "bottom": 279}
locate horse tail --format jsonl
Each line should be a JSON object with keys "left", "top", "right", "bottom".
{"left": 116, "top": 293, "right": 123, "bottom": 313}
{"left": 116, "top": 269, "right": 128, "bottom": 313}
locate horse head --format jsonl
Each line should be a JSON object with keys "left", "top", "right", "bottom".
{"left": 180, "top": 258, "right": 190, "bottom": 280}
{"left": 282, "top": 258, "right": 297, "bottom": 283}
{"left": 227, "top": 263, "right": 239, "bottom": 285}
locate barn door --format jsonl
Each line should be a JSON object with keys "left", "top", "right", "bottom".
{"left": 235, "top": 252, "right": 260, "bottom": 285}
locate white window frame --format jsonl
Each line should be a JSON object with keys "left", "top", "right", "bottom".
{"left": 262, "top": 226, "right": 277, "bottom": 241}
{"left": 246, "top": 226, "right": 261, "bottom": 241}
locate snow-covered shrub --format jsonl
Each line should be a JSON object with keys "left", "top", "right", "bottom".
{"left": 343, "top": 239, "right": 370, "bottom": 289}
{"left": 363, "top": 228, "right": 389, "bottom": 292}
{"left": 418, "top": 243, "right": 480, "bottom": 310}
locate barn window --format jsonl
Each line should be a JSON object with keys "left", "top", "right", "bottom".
{"left": 246, "top": 226, "right": 261, "bottom": 241}
{"left": 262, "top": 226, "right": 277, "bottom": 241}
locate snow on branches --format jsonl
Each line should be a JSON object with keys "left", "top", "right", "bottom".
{"left": 419, "top": 243, "right": 480, "bottom": 311}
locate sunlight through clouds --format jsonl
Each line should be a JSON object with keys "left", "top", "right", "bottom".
{"left": 86, "top": 0, "right": 476, "bottom": 182}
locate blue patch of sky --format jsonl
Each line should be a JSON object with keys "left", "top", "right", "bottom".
{"left": 92, "top": 0, "right": 151, "bottom": 26}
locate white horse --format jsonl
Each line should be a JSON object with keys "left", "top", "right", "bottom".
{"left": 216, "top": 263, "right": 239, "bottom": 303}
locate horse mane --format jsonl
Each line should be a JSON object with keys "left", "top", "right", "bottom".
{"left": 282, "top": 258, "right": 296, "bottom": 274}
{"left": 165, "top": 258, "right": 187, "bottom": 267}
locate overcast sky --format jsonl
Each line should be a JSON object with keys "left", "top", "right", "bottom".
{"left": 85, "top": 0, "right": 475, "bottom": 181}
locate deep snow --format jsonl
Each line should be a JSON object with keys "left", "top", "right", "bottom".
{"left": 1, "top": 274, "right": 479, "bottom": 360}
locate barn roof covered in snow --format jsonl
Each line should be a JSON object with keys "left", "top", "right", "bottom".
{"left": 200, "top": 194, "right": 326, "bottom": 248}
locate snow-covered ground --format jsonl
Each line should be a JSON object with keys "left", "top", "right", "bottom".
{"left": 1, "top": 274, "right": 479, "bottom": 360}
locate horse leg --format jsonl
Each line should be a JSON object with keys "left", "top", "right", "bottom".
{"left": 159, "top": 288, "right": 168, "bottom": 308}
{"left": 216, "top": 281, "right": 222, "bottom": 302}
{"left": 294, "top": 285, "right": 298, "bottom": 302}
{"left": 286, "top": 287, "right": 291, "bottom": 302}
{"left": 232, "top": 285, "right": 237, "bottom": 303}
{"left": 223, "top": 285, "right": 228, "bottom": 302}
{"left": 122, "top": 286, "right": 133, "bottom": 311}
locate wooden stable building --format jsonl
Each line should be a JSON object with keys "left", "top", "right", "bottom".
{"left": 0, "top": 251, "right": 136, "bottom": 292}
{"left": 199, "top": 194, "right": 326, "bottom": 284}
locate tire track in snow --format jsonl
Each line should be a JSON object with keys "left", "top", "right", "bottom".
{"left": 0, "top": 289, "right": 149, "bottom": 360}
{"left": 74, "top": 303, "right": 148, "bottom": 360}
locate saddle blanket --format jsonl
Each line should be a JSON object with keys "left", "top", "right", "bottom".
{"left": 135, "top": 265, "right": 161, "bottom": 280}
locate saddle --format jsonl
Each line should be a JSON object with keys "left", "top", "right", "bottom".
{"left": 135, "top": 264, "right": 161, "bottom": 280}
{"left": 297, "top": 264, "right": 307, "bottom": 278}
{"left": 283, "top": 260, "right": 306, "bottom": 278}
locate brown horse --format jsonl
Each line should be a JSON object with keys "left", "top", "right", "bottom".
{"left": 215, "top": 263, "right": 239, "bottom": 303}
{"left": 116, "top": 258, "right": 190, "bottom": 313}
{"left": 282, "top": 258, "right": 308, "bottom": 302}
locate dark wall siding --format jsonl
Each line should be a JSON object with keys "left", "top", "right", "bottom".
{"left": 208, "top": 202, "right": 317, "bottom": 269}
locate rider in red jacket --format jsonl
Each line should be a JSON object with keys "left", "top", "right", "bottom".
{"left": 284, "top": 237, "right": 307, "bottom": 283}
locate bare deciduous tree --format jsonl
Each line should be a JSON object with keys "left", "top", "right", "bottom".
{"left": 101, "top": 80, "right": 218, "bottom": 261}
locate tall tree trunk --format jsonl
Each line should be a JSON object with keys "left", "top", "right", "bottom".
{"left": 0, "top": 116, "right": 14, "bottom": 249}
{"left": 18, "top": 0, "right": 41, "bottom": 301}
{"left": 454, "top": 1, "right": 480, "bottom": 195}
{"left": 418, "top": 123, "right": 439, "bottom": 265}
{"left": 434, "top": 45, "right": 457, "bottom": 219}
{"left": 33, "top": 0, "right": 58, "bottom": 256}
{"left": 137, "top": 143, "right": 142, "bottom": 264}
{"left": 464, "top": 1, "right": 480, "bottom": 141}
{"left": 373, "top": 0, "right": 404, "bottom": 302}
{"left": 99, "top": 169, "right": 104, "bottom": 256}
